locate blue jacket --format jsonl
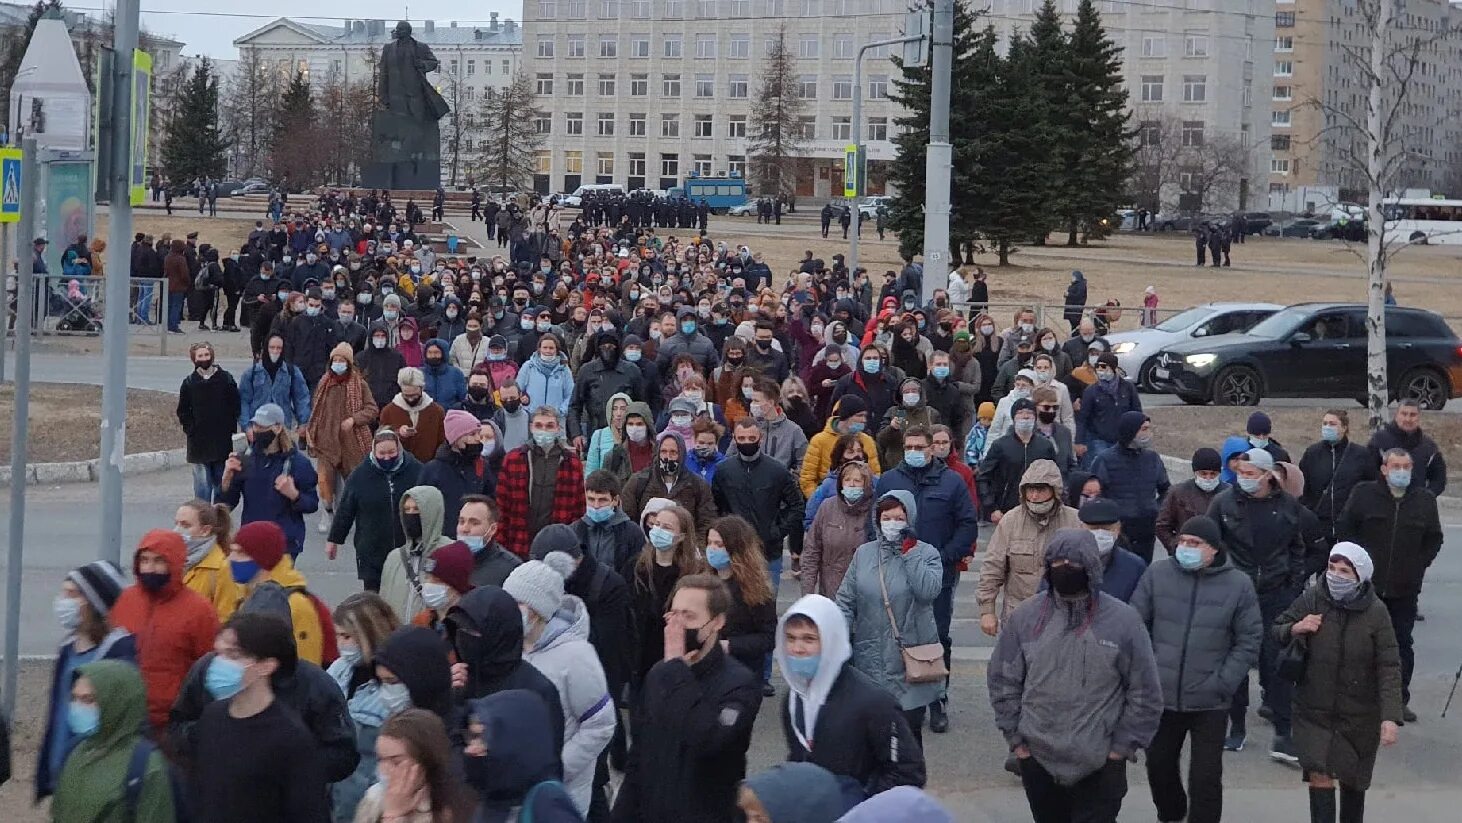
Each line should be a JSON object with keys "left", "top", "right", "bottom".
{"left": 421, "top": 338, "right": 467, "bottom": 410}
{"left": 685, "top": 448, "right": 726, "bottom": 486}
{"left": 1091, "top": 444, "right": 1171, "bottom": 520}
{"left": 1219, "top": 435, "right": 1252, "bottom": 484}
{"left": 1076, "top": 379, "right": 1142, "bottom": 445}
{"left": 517, "top": 353, "right": 575, "bottom": 419}
{"left": 874, "top": 462, "right": 980, "bottom": 566}
{"left": 238, "top": 361, "right": 312, "bottom": 430}
{"left": 219, "top": 446, "right": 320, "bottom": 552}
{"left": 803, "top": 471, "right": 883, "bottom": 531}
{"left": 36, "top": 630, "right": 137, "bottom": 800}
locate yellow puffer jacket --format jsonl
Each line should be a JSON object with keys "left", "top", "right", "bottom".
{"left": 183, "top": 542, "right": 240, "bottom": 623}
{"left": 799, "top": 419, "right": 882, "bottom": 498}
{"left": 239, "top": 555, "right": 326, "bottom": 665}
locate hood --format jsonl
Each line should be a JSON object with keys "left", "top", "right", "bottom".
{"left": 774, "top": 595, "right": 851, "bottom": 732}
{"left": 133, "top": 528, "right": 186, "bottom": 597}
{"left": 423, "top": 338, "right": 450, "bottom": 360}
{"left": 446, "top": 586, "right": 526, "bottom": 697}
{"left": 1043, "top": 528, "right": 1105, "bottom": 592}
{"left": 1219, "top": 435, "right": 1252, "bottom": 482}
{"left": 1019, "top": 458, "right": 1065, "bottom": 491}
{"left": 76, "top": 659, "right": 148, "bottom": 754}
{"left": 622, "top": 400, "right": 655, "bottom": 434}
{"left": 743, "top": 762, "right": 845, "bottom": 823}
{"left": 464, "top": 689, "right": 563, "bottom": 804}
{"left": 374, "top": 626, "right": 454, "bottom": 719}
{"left": 264, "top": 553, "right": 309, "bottom": 590}
{"left": 655, "top": 429, "right": 687, "bottom": 466}
{"left": 368, "top": 319, "right": 391, "bottom": 335}
{"left": 1064, "top": 470, "right": 1093, "bottom": 505}
{"left": 402, "top": 485, "right": 447, "bottom": 549}
{"left": 839, "top": 787, "right": 954, "bottom": 823}
{"left": 1117, "top": 410, "right": 1149, "bottom": 445}
{"left": 1275, "top": 461, "right": 1305, "bottom": 498}
{"left": 877, "top": 489, "right": 918, "bottom": 524}
{"left": 533, "top": 594, "right": 591, "bottom": 653}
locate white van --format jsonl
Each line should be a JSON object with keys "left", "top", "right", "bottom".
{"left": 562, "top": 184, "right": 626, "bottom": 208}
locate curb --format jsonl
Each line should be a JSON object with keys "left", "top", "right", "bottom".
{"left": 0, "top": 434, "right": 247, "bottom": 487}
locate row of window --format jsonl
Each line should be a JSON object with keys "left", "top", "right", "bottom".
{"left": 534, "top": 0, "right": 882, "bottom": 22}
{"left": 535, "top": 150, "right": 748, "bottom": 179}
{"left": 1136, "top": 120, "right": 1208, "bottom": 148}
{"left": 1138, "top": 34, "right": 1212, "bottom": 59}
{"left": 444, "top": 58, "right": 515, "bottom": 77}
{"left": 542, "top": 111, "right": 891, "bottom": 140}
{"left": 535, "top": 31, "right": 894, "bottom": 61}
{"left": 1138, "top": 74, "right": 1208, "bottom": 103}
{"left": 533, "top": 72, "right": 889, "bottom": 100}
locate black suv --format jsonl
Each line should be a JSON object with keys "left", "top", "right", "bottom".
{"left": 1150, "top": 303, "right": 1461, "bottom": 409}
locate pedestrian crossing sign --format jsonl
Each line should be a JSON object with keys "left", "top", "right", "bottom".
{"left": 0, "top": 147, "right": 20, "bottom": 223}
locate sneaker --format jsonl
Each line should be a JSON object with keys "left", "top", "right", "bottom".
{"left": 1270, "top": 735, "right": 1300, "bottom": 765}
{"left": 1224, "top": 727, "right": 1246, "bottom": 752}
{"left": 761, "top": 682, "right": 775, "bottom": 698}
{"left": 1402, "top": 706, "right": 1418, "bottom": 723}
{"left": 929, "top": 698, "right": 950, "bottom": 734}
{"left": 168, "top": 329, "right": 185, "bottom": 335}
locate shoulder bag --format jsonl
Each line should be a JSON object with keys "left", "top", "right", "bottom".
{"left": 876, "top": 548, "right": 948, "bottom": 684}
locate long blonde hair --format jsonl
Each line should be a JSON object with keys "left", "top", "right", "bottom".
{"left": 332, "top": 592, "right": 401, "bottom": 664}
{"left": 634, "top": 504, "right": 706, "bottom": 593}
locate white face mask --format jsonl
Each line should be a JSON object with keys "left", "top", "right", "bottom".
{"left": 880, "top": 520, "right": 906, "bottom": 542}
{"left": 1091, "top": 529, "right": 1117, "bottom": 556}
{"left": 421, "top": 582, "right": 451, "bottom": 610}
{"left": 1194, "top": 475, "right": 1221, "bottom": 493}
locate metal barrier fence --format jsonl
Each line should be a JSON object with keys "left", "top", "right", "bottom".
{"left": 6, "top": 275, "right": 168, "bottom": 352}
{"left": 952, "top": 300, "right": 1188, "bottom": 331}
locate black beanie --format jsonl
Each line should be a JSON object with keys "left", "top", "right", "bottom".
{"left": 1179, "top": 515, "right": 1224, "bottom": 553}
{"left": 1191, "top": 447, "right": 1222, "bottom": 473}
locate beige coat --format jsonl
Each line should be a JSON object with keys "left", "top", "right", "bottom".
{"left": 975, "top": 460, "right": 1081, "bottom": 619}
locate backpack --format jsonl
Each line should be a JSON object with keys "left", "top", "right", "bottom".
{"left": 239, "top": 580, "right": 340, "bottom": 666}
{"left": 124, "top": 739, "right": 191, "bottom": 822}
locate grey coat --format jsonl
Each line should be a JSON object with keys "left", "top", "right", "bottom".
{"left": 835, "top": 490, "right": 944, "bottom": 710}
{"left": 988, "top": 529, "right": 1163, "bottom": 786}
{"left": 1129, "top": 555, "right": 1262, "bottom": 712}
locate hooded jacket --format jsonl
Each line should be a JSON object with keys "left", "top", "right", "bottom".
{"left": 988, "top": 530, "right": 1163, "bottom": 786}
{"left": 585, "top": 391, "right": 631, "bottom": 473}
{"left": 603, "top": 400, "right": 658, "bottom": 481}
{"left": 1090, "top": 412, "right": 1170, "bottom": 520}
{"left": 445, "top": 587, "right": 564, "bottom": 751}
{"left": 356, "top": 320, "right": 406, "bottom": 407}
{"left": 977, "top": 461, "right": 1084, "bottom": 620}
{"left": 36, "top": 629, "right": 137, "bottom": 801}
{"left": 379, "top": 390, "right": 448, "bottom": 463}
{"left": 742, "top": 762, "right": 849, "bottom": 823}
{"left": 182, "top": 539, "right": 241, "bottom": 623}
{"left": 621, "top": 432, "right": 719, "bottom": 540}
{"left": 373, "top": 627, "right": 455, "bottom": 722}
{"left": 1130, "top": 551, "right": 1263, "bottom": 712}
{"left": 378, "top": 486, "right": 458, "bottom": 621}
{"left": 524, "top": 593, "right": 617, "bottom": 813}
{"left": 1075, "top": 376, "right": 1142, "bottom": 447}
{"left": 569, "top": 331, "right": 645, "bottom": 439}
{"left": 238, "top": 358, "right": 313, "bottom": 430}
{"left": 464, "top": 690, "right": 580, "bottom": 823}
{"left": 328, "top": 449, "right": 424, "bottom": 588}
{"left": 1218, "top": 435, "right": 1253, "bottom": 484}
{"left": 419, "top": 441, "right": 489, "bottom": 532}
{"left": 802, "top": 461, "right": 876, "bottom": 598}
{"left": 518, "top": 349, "right": 575, "bottom": 418}
{"left": 835, "top": 491, "right": 944, "bottom": 710}
{"left": 420, "top": 338, "right": 467, "bottom": 410}
{"left": 776, "top": 595, "right": 925, "bottom": 804}
{"left": 238, "top": 554, "right": 332, "bottom": 666}
{"left": 110, "top": 531, "right": 220, "bottom": 730}
{"left": 51, "top": 661, "right": 175, "bottom": 823}
{"left": 541, "top": 525, "right": 636, "bottom": 696}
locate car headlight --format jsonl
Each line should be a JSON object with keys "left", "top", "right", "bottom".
{"left": 1185, "top": 353, "right": 1218, "bottom": 369}
{"left": 1112, "top": 342, "right": 1137, "bottom": 354}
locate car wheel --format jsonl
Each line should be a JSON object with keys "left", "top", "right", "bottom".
{"left": 1399, "top": 367, "right": 1449, "bottom": 411}
{"left": 1137, "top": 357, "right": 1161, "bottom": 391}
{"left": 1177, "top": 393, "right": 1210, "bottom": 406}
{"left": 1212, "top": 366, "right": 1262, "bottom": 406}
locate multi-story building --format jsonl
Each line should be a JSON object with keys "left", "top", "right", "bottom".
{"left": 1267, "top": 0, "right": 1462, "bottom": 211}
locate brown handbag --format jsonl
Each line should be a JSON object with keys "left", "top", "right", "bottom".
{"left": 876, "top": 548, "right": 949, "bottom": 684}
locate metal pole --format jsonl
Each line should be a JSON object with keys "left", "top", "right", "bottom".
{"left": 0, "top": 221, "right": 8, "bottom": 384}
{"left": 100, "top": 0, "right": 139, "bottom": 566}
{"left": 850, "top": 35, "right": 923, "bottom": 279}
{"left": 4, "top": 136, "right": 39, "bottom": 723}
{"left": 920, "top": 0, "right": 954, "bottom": 305}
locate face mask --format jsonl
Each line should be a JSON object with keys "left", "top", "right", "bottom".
{"left": 1033, "top": 369, "right": 1052, "bottom": 383}
{"left": 460, "top": 442, "right": 484, "bottom": 460}
{"left": 1194, "top": 475, "right": 1221, "bottom": 493}
{"left": 1019, "top": 322, "right": 1034, "bottom": 334}
{"left": 54, "top": 595, "right": 82, "bottom": 632}
{"left": 194, "top": 358, "right": 214, "bottom": 372}
{"left": 1325, "top": 571, "right": 1361, "bottom": 602}
{"left": 67, "top": 703, "right": 100, "bottom": 737}
{"left": 383, "top": 310, "right": 399, "bottom": 321}
{"left": 1091, "top": 529, "right": 1117, "bottom": 556}
{"left": 904, "top": 450, "right": 928, "bottom": 469}
{"left": 1386, "top": 469, "right": 1411, "bottom": 490}
{"left": 322, "top": 289, "right": 336, "bottom": 300}
{"left": 725, "top": 355, "right": 744, "bottom": 367}
{"left": 861, "top": 359, "right": 881, "bottom": 374}
{"left": 460, "top": 535, "right": 488, "bottom": 555}
{"left": 446, "top": 309, "right": 459, "bottom": 319}
{"left": 1175, "top": 546, "right": 1205, "bottom": 570}
{"left": 537, "top": 322, "right": 553, "bottom": 333}
{"left": 205, "top": 656, "right": 246, "bottom": 699}
{"left": 1088, "top": 355, "right": 1100, "bottom": 367}
{"left": 585, "top": 505, "right": 616, "bottom": 524}
{"left": 1013, "top": 418, "right": 1036, "bottom": 436}
{"left": 521, "top": 319, "right": 535, "bottom": 330}
{"left": 339, "top": 313, "right": 356, "bottom": 325}
{"left": 659, "top": 458, "right": 680, "bottom": 475}
{"left": 736, "top": 441, "right": 761, "bottom": 459}
{"left": 402, "top": 512, "right": 424, "bottom": 541}
{"left": 681, "top": 321, "right": 698, "bottom": 335}
{"left": 467, "top": 385, "right": 491, "bottom": 401}
{"left": 902, "top": 392, "right": 921, "bottom": 408}
{"left": 330, "top": 361, "right": 348, "bottom": 375}
{"left": 706, "top": 547, "right": 732, "bottom": 570}
{"left": 841, "top": 486, "right": 864, "bottom": 502}
{"left": 626, "top": 424, "right": 648, "bottom": 442}
{"left": 1237, "top": 476, "right": 1262, "bottom": 495}
{"left": 741, "top": 386, "right": 754, "bottom": 401}
{"left": 501, "top": 398, "right": 521, "bottom": 413}
{"left": 487, "top": 351, "right": 507, "bottom": 362}
{"left": 879, "top": 521, "right": 906, "bottom": 542}
{"left": 1096, "top": 370, "right": 1116, "bottom": 383}
{"left": 532, "top": 430, "right": 559, "bottom": 449}
{"left": 276, "top": 291, "right": 291, "bottom": 302}
{"left": 1048, "top": 564, "right": 1088, "bottom": 596}
{"left": 683, "top": 625, "right": 705, "bottom": 654}
{"left": 1249, "top": 436, "right": 1270, "bottom": 449}
{"left": 377, "top": 681, "right": 412, "bottom": 715}
{"left": 624, "top": 349, "right": 642, "bottom": 362}
{"left": 649, "top": 526, "right": 676, "bottom": 551}
{"left": 1134, "top": 434, "right": 1153, "bottom": 449}
{"left": 421, "top": 582, "right": 451, "bottom": 610}
{"left": 426, "top": 356, "right": 444, "bottom": 367}
{"left": 932, "top": 365, "right": 950, "bottom": 379}
{"left": 1037, "top": 410, "right": 1057, "bottom": 425}
{"left": 784, "top": 653, "right": 820, "bottom": 681}
{"left": 1320, "top": 424, "right": 1340, "bottom": 443}
{"left": 1024, "top": 497, "right": 1056, "bottom": 516}
{"left": 694, "top": 444, "right": 718, "bottom": 460}
{"left": 1041, "top": 339, "right": 1056, "bottom": 351}
{"left": 1011, "top": 388, "right": 1030, "bottom": 402}
{"left": 138, "top": 571, "right": 170, "bottom": 592}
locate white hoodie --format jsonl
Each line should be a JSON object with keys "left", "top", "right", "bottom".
{"left": 773, "top": 593, "right": 853, "bottom": 753}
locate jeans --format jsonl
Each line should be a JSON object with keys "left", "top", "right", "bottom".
{"left": 133, "top": 282, "right": 154, "bottom": 324}
{"left": 1083, "top": 438, "right": 1114, "bottom": 469}
{"left": 167, "top": 292, "right": 185, "bottom": 331}
{"left": 1020, "top": 757, "right": 1127, "bottom": 823}
{"left": 1231, "top": 585, "right": 1296, "bottom": 736}
{"left": 1382, "top": 594, "right": 1418, "bottom": 705}
{"left": 933, "top": 563, "right": 958, "bottom": 699}
{"left": 191, "top": 461, "right": 225, "bottom": 503}
{"left": 763, "top": 552, "right": 783, "bottom": 683}
{"left": 1146, "top": 709, "right": 1226, "bottom": 823}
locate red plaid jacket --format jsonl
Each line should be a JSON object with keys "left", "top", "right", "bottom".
{"left": 497, "top": 444, "right": 586, "bottom": 557}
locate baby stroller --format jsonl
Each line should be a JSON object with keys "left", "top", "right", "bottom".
{"left": 48, "top": 276, "right": 103, "bottom": 333}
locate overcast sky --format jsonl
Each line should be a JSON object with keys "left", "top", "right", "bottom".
{"left": 112, "top": 1, "right": 523, "bottom": 59}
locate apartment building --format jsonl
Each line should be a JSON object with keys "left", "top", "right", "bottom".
{"left": 1267, "top": 0, "right": 1462, "bottom": 211}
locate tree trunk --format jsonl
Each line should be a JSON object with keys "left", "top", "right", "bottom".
{"left": 1066, "top": 222, "right": 1079, "bottom": 246}
{"left": 997, "top": 240, "right": 1011, "bottom": 266}
{"left": 1364, "top": 0, "right": 1393, "bottom": 433}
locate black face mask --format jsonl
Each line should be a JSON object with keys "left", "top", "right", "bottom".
{"left": 253, "top": 430, "right": 277, "bottom": 452}
{"left": 194, "top": 359, "right": 214, "bottom": 371}
{"left": 725, "top": 355, "right": 744, "bottom": 367}
{"left": 460, "top": 442, "right": 484, "bottom": 460}
{"left": 426, "top": 357, "right": 444, "bottom": 367}
{"left": 684, "top": 626, "right": 704, "bottom": 654}
{"left": 1037, "top": 410, "right": 1057, "bottom": 425}
{"left": 1048, "top": 564, "right": 1089, "bottom": 597}
{"left": 659, "top": 458, "right": 680, "bottom": 476}
{"left": 501, "top": 398, "right": 521, "bottom": 413}
{"left": 403, "top": 512, "right": 424, "bottom": 541}
{"left": 736, "top": 441, "right": 760, "bottom": 459}
{"left": 138, "top": 571, "right": 170, "bottom": 593}
{"left": 467, "top": 385, "right": 491, "bottom": 400}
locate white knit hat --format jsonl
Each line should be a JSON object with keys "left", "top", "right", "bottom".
{"left": 1328, "top": 542, "right": 1374, "bottom": 584}
{"left": 503, "top": 560, "right": 566, "bottom": 621}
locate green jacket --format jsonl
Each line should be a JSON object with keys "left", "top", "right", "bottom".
{"left": 52, "top": 660, "right": 174, "bottom": 823}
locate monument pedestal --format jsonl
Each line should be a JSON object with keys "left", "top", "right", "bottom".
{"left": 363, "top": 109, "right": 441, "bottom": 191}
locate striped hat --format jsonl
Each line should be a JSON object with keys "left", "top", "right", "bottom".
{"left": 67, "top": 561, "right": 127, "bottom": 617}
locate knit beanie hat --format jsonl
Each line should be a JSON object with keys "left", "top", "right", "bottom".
{"left": 835, "top": 395, "right": 867, "bottom": 421}
{"left": 1246, "top": 411, "right": 1272, "bottom": 436}
{"left": 234, "top": 521, "right": 287, "bottom": 571}
{"left": 977, "top": 401, "right": 996, "bottom": 422}
{"left": 1178, "top": 515, "right": 1224, "bottom": 552}
{"left": 443, "top": 409, "right": 480, "bottom": 445}
{"left": 503, "top": 560, "right": 566, "bottom": 621}
{"left": 67, "top": 560, "right": 126, "bottom": 617}
{"left": 1191, "top": 447, "right": 1222, "bottom": 473}
{"left": 422, "top": 542, "right": 475, "bottom": 594}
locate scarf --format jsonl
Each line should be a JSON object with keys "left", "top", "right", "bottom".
{"left": 310, "top": 371, "right": 374, "bottom": 456}
{"left": 183, "top": 535, "right": 216, "bottom": 571}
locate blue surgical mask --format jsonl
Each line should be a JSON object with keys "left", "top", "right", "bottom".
{"left": 205, "top": 656, "right": 246, "bottom": 699}
{"left": 1096, "top": 370, "right": 1116, "bottom": 383}
{"left": 229, "top": 559, "right": 260, "bottom": 585}
{"left": 377, "top": 681, "right": 412, "bottom": 715}
{"left": 67, "top": 703, "right": 100, "bottom": 737}
{"left": 461, "top": 535, "right": 487, "bottom": 554}
{"left": 841, "top": 486, "right": 864, "bottom": 502}
{"left": 932, "top": 365, "right": 950, "bottom": 379}
{"left": 305, "top": 306, "right": 321, "bottom": 317}
{"left": 1194, "top": 475, "right": 1221, "bottom": 493}
{"left": 706, "top": 547, "right": 731, "bottom": 569}
{"left": 904, "top": 450, "right": 928, "bottom": 468}
{"left": 1175, "top": 546, "right": 1205, "bottom": 570}
{"left": 861, "top": 359, "right": 881, "bottom": 374}
{"left": 1249, "top": 436, "right": 1270, "bottom": 449}
{"left": 1386, "top": 469, "right": 1411, "bottom": 490}
{"left": 624, "top": 349, "right": 642, "bottom": 362}
{"left": 337, "top": 644, "right": 362, "bottom": 668}
{"left": 846, "top": 421, "right": 865, "bottom": 435}
{"left": 330, "top": 362, "right": 348, "bottom": 375}
{"left": 1237, "top": 476, "right": 1261, "bottom": 495}
{"left": 1320, "top": 425, "right": 1340, "bottom": 443}
{"left": 784, "top": 653, "right": 820, "bottom": 681}
{"left": 649, "top": 526, "right": 676, "bottom": 550}
{"left": 681, "top": 321, "right": 698, "bottom": 335}
{"left": 585, "top": 505, "right": 615, "bottom": 524}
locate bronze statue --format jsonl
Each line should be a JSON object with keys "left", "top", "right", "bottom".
{"left": 363, "top": 21, "right": 448, "bottom": 191}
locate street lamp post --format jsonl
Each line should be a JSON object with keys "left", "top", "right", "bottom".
{"left": 849, "top": 33, "right": 924, "bottom": 279}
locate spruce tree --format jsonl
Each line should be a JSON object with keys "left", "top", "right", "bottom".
{"left": 159, "top": 58, "right": 229, "bottom": 185}
{"left": 748, "top": 26, "right": 805, "bottom": 202}
{"left": 1060, "top": 0, "right": 1134, "bottom": 243}
{"left": 269, "top": 71, "right": 321, "bottom": 187}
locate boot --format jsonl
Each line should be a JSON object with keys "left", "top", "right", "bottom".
{"left": 928, "top": 697, "right": 949, "bottom": 733}
{"left": 1309, "top": 786, "right": 1336, "bottom": 823}
{"left": 1339, "top": 787, "right": 1366, "bottom": 823}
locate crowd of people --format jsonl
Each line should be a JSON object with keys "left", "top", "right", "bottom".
{"left": 23, "top": 192, "right": 1448, "bottom": 823}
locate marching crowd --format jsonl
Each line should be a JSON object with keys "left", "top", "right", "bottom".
{"left": 20, "top": 193, "right": 1449, "bottom": 823}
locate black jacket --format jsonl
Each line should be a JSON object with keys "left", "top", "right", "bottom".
{"left": 283, "top": 312, "right": 342, "bottom": 389}
{"left": 1205, "top": 484, "right": 1308, "bottom": 593}
{"left": 1336, "top": 480, "right": 1444, "bottom": 599}
{"left": 977, "top": 432, "right": 1061, "bottom": 514}
{"left": 1367, "top": 423, "right": 1446, "bottom": 496}
{"left": 168, "top": 652, "right": 359, "bottom": 784}
{"left": 328, "top": 452, "right": 423, "bottom": 585}
{"left": 782, "top": 663, "right": 926, "bottom": 797}
{"left": 1298, "top": 438, "right": 1376, "bottom": 541}
{"left": 711, "top": 453, "right": 806, "bottom": 562}
{"left": 922, "top": 373, "right": 966, "bottom": 436}
{"left": 563, "top": 550, "right": 635, "bottom": 699}
{"left": 176, "top": 368, "right": 241, "bottom": 464}
{"left": 336, "top": 318, "right": 368, "bottom": 353}
{"left": 570, "top": 343, "right": 646, "bottom": 438}
{"left": 418, "top": 443, "right": 487, "bottom": 533}
{"left": 721, "top": 577, "right": 777, "bottom": 676}
{"left": 612, "top": 645, "right": 763, "bottom": 823}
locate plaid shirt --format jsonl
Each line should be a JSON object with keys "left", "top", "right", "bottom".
{"left": 497, "top": 444, "right": 586, "bottom": 557}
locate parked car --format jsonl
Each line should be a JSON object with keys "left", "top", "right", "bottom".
{"left": 1106, "top": 302, "right": 1284, "bottom": 390}
{"left": 1267, "top": 218, "right": 1325, "bottom": 238}
{"left": 1154, "top": 213, "right": 1226, "bottom": 232}
{"left": 728, "top": 199, "right": 762, "bottom": 217}
{"left": 1237, "top": 212, "right": 1274, "bottom": 234}
{"left": 561, "top": 183, "right": 626, "bottom": 208}
{"left": 1149, "top": 303, "right": 1462, "bottom": 409}
{"left": 1309, "top": 219, "right": 1367, "bottom": 241}
{"left": 858, "top": 196, "right": 893, "bottom": 219}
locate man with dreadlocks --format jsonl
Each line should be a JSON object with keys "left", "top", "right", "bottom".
{"left": 987, "top": 528, "right": 1163, "bottom": 823}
